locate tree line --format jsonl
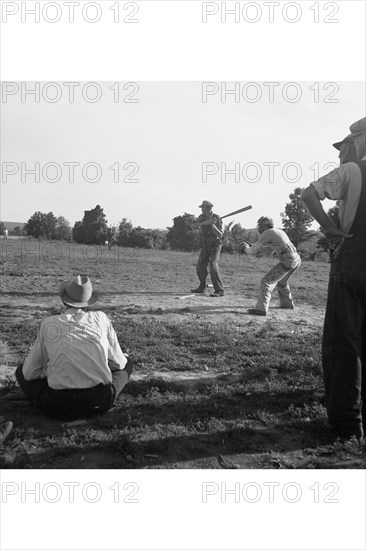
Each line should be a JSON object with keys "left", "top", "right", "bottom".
{"left": 12, "top": 188, "right": 338, "bottom": 258}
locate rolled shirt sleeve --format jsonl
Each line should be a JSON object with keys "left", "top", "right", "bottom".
{"left": 310, "top": 162, "right": 362, "bottom": 234}
{"left": 310, "top": 165, "right": 348, "bottom": 201}
{"left": 22, "top": 323, "right": 49, "bottom": 381}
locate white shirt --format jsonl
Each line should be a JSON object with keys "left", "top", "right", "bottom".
{"left": 246, "top": 228, "right": 300, "bottom": 268}
{"left": 23, "top": 309, "right": 128, "bottom": 390}
{"left": 311, "top": 159, "right": 366, "bottom": 233}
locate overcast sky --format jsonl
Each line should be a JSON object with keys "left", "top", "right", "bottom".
{"left": 1, "top": 81, "right": 365, "bottom": 229}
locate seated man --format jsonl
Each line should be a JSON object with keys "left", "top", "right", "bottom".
{"left": 242, "top": 216, "right": 301, "bottom": 316}
{"left": 16, "top": 275, "right": 133, "bottom": 420}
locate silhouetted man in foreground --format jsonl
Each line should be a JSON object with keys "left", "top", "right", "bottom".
{"left": 301, "top": 117, "right": 366, "bottom": 441}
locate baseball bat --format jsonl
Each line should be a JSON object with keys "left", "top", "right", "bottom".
{"left": 220, "top": 205, "right": 252, "bottom": 220}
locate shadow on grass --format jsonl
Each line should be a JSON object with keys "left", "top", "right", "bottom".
{"left": 119, "top": 420, "right": 333, "bottom": 467}
{"left": 0, "top": 379, "right": 322, "bottom": 427}
{"left": 0, "top": 380, "right": 337, "bottom": 469}
{"left": 2, "top": 419, "right": 339, "bottom": 469}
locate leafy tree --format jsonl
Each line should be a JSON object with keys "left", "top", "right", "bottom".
{"left": 12, "top": 226, "right": 25, "bottom": 236}
{"left": 149, "top": 229, "right": 168, "bottom": 250}
{"left": 166, "top": 213, "right": 200, "bottom": 251}
{"left": 222, "top": 223, "right": 261, "bottom": 254}
{"left": 44, "top": 212, "right": 57, "bottom": 239}
{"left": 298, "top": 233, "right": 324, "bottom": 260}
{"left": 24, "top": 211, "right": 56, "bottom": 239}
{"left": 24, "top": 212, "right": 46, "bottom": 238}
{"left": 222, "top": 221, "right": 236, "bottom": 253}
{"left": 105, "top": 225, "right": 118, "bottom": 249}
{"left": 117, "top": 218, "right": 133, "bottom": 246}
{"left": 24, "top": 212, "right": 70, "bottom": 240}
{"left": 73, "top": 205, "right": 108, "bottom": 244}
{"left": 129, "top": 227, "right": 154, "bottom": 249}
{"left": 281, "top": 187, "right": 313, "bottom": 247}
{"left": 90, "top": 222, "right": 107, "bottom": 245}
{"left": 54, "top": 216, "right": 71, "bottom": 240}
{"left": 0, "top": 222, "right": 6, "bottom": 234}
{"left": 82, "top": 205, "right": 108, "bottom": 244}
{"left": 72, "top": 221, "right": 84, "bottom": 243}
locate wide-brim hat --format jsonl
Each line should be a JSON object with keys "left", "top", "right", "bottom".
{"left": 59, "top": 275, "right": 99, "bottom": 307}
{"left": 349, "top": 116, "right": 366, "bottom": 135}
{"left": 333, "top": 133, "right": 354, "bottom": 151}
{"left": 199, "top": 200, "right": 213, "bottom": 208}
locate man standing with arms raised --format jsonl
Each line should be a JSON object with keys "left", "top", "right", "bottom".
{"left": 301, "top": 117, "right": 366, "bottom": 441}
{"left": 191, "top": 200, "right": 225, "bottom": 297}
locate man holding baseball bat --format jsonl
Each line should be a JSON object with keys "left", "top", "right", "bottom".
{"left": 191, "top": 200, "right": 225, "bottom": 297}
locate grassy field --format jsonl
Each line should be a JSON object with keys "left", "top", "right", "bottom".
{"left": 0, "top": 240, "right": 364, "bottom": 468}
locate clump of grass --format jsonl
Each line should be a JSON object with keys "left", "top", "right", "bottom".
{"left": 285, "top": 402, "right": 327, "bottom": 421}
{"left": 0, "top": 376, "right": 17, "bottom": 391}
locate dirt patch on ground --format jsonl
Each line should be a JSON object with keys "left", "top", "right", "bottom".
{"left": 0, "top": 291, "right": 323, "bottom": 385}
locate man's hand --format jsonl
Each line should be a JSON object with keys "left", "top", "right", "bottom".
{"left": 301, "top": 186, "right": 354, "bottom": 241}
{"left": 324, "top": 227, "right": 353, "bottom": 255}
{"left": 324, "top": 227, "right": 353, "bottom": 239}
{"left": 239, "top": 241, "right": 249, "bottom": 253}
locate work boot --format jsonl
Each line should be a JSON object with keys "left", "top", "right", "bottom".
{"left": 210, "top": 291, "right": 224, "bottom": 297}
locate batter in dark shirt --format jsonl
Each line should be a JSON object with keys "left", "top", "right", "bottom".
{"left": 191, "top": 200, "right": 225, "bottom": 297}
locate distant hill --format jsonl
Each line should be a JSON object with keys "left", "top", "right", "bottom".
{"left": 0, "top": 221, "right": 25, "bottom": 231}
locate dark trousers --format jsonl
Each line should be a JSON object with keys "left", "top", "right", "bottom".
{"left": 322, "top": 268, "right": 366, "bottom": 436}
{"left": 16, "top": 364, "right": 130, "bottom": 420}
{"left": 196, "top": 244, "right": 224, "bottom": 293}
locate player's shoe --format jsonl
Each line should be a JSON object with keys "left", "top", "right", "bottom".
{"left": 247, "top": 308, "right": 266, "bottom": 316}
